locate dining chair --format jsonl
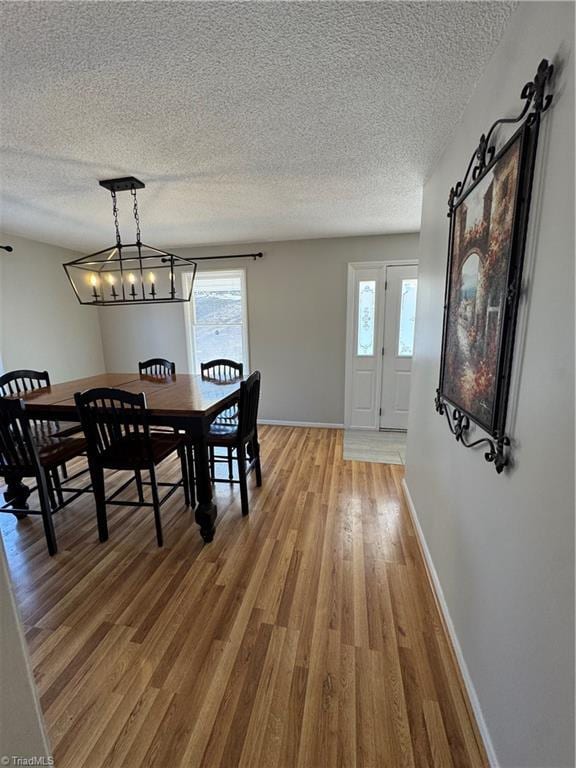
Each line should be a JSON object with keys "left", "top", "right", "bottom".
{"left": 206, "top": 371, "right": 262, "bottom": 516}
{"left": 74, "top": 387, "right": 190, "bottom": 547}
{"left": 137, "top": 358, "right": 196, "bottom": 505}
{"left": 0, "top": 369, "right": 83, "bottom": 486}
{"left": 200, "top": 359, "right": 243, "bottom": 383}
{"left": 0, "top": 369, "right": 82, "bottom": 439}
{"left": 201, "top": 359, "right": 243, "bottom": 480}
{"left": 0, "top": 397, "right": 87, "bottom": 555}
{"left": 138, "top": 358, "right": 176, "bottom": 377}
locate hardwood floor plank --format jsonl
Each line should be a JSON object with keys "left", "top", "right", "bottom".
{"left": 0, "top": 426, "right": 487, "bottom": 768}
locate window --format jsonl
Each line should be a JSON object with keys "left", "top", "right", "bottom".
{"left": 397, "top": 278, "right": 417, "bottom": 356}
{"left": 184, "top": 269, "right": 249, "bottom": 373}
{"left": 357, "top": 280, "right": 376, "bottom": 356}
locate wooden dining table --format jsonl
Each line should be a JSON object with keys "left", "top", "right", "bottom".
{"left": 8, "top": 372, "right": 243, "bottom": 543}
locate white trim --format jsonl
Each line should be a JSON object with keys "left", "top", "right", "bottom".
{"left": 258, "top": 419, "right": 343, "bottom": 429}
{"left": 400, "top": 478, "right": 499, "bottom": 767}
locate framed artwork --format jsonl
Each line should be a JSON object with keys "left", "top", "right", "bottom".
{"left": 436, "top": 60, "right": 554, "bottom": 473}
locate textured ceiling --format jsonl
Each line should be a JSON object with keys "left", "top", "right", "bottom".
{"left": 0, "top": 1, "right": 516, "bottom": 251}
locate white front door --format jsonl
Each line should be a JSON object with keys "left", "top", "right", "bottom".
{"left": 345, "top": 264, "right": 386, "bottom": 429}
{"left": 379, "top": 265, "right": 418, "bottom": 430}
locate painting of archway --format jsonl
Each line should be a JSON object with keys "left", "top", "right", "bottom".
{"left": 441, "top": 133, "right": 522, "bottom": 431}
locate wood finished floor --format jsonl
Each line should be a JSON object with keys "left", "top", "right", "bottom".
{"left": 1, "top": 426, "right": 487, "bottom": 768}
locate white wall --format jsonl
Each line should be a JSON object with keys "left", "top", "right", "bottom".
{"left": 405, "top": 4, "right": 574, "bottom": 767}
{"left": 99, "top": 233, "right": 419, "bottom": 424}
{"left": 0, "top": 539, "right": 51, "bottom": 760}
{"left": 0, "top": 233, "right": 105, "bottom": 382}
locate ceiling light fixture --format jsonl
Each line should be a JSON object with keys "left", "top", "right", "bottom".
{"left": 63, "top": 177, "right": 199, "bottom": 306}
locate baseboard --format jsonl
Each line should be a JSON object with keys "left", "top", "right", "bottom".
{"left": 400, "top": 478, "right": 499, "bottom": 768}
{"left": 258, "top": 419, "right": 344, "bottom": 429}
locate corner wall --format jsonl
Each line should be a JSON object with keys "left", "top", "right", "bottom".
{"left": 98, "top": 233, "right": 419, "bottom": 424}
{"left": 404, "top": 3, "right": 574, "bottom": 766}
{"left": 0, "top": 233, "right": 105, "bottom": 382}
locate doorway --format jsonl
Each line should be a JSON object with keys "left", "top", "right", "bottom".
{"left": 344, "top": 261, "right": 418, "bottom": 433}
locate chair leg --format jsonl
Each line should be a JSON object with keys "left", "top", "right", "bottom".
{"left": 61, "top": 463, "right": 69, "bottom": 480}
{"left": 228, "top": 447, "right": 234, "bottom": 482}
{"left": 209, "top": 445, "right": 215, "bottom": 479}
{"left": 149, "top": 465, "right": 163, "bottom": 547}
{"left": 52, "top": 468, "right": 65, "bottom": 507}
{"left": 37, "top": 470, "right": 57, "bottom": 556}
{"left": 135, "top": 469, "right": 145, "bottom": 503}
{"left": 253, "top": 437, "right": 262, "bottom": 487}
{"left": 45, "top": 470, "right": 57, "bottom": 511}
{"left": 186, "top": 443, "right": 196, "bottom": 508}
{"left": 179, "top": 446, "right": 190, "bottom": 506}
{"left": 237, "top": 444, "right": 249, "bottom": 517}
{"left": 89, "top": 463, "right": 108, "bottom": 542}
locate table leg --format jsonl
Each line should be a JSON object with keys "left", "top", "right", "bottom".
{"left": 4, "top": 471, "right": 31, "bottom": 519}
{"left": 193, "top": 434, "right": 217, "bottom": 543}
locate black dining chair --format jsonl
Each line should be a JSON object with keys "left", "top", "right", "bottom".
{"left": 0, "top": 369, "right": 82, "bottom": 439}
{"left": 0, "top": 397, "right": 87, "bottom": 555}
{"left": 0, "top": 369, "right": 83, "bottom": 486}
{"left": 74, "top": 387, "right": 190, "bottom": 547}
{"left": 206, "top": 371, "right": 262, "bottom": 517}
{"left": 200, "top": 359, "right": 243, "bottom": 383}
{"left": 201, "top": 359, "right": 243, "bottom": 480}
{"left": 137, "top": 359, "right": 196, "bottom": 505}
{"left": 138, "top": 358, "right": 176, "bottom": 377}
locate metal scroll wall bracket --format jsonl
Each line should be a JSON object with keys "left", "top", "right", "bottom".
{"left": 435, "top": 390, "right": 510, "bottom": 474}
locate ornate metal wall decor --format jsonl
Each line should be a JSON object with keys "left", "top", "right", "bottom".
{"left": 436, "top": 59, "right": 554, "bottom": 473}
{"left": 64, "top": 177, "right": 263, "bottom": 306}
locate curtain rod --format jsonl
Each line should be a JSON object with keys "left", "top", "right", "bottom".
{"left": 192, "top": 251, "right": 262, "bottom": 262}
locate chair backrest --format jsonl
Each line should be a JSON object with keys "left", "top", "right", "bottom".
{"left": 138, "top": 358, "right": 176, "bottom": 377}
{"left": 0, "top": 369, "right": 50, "bottom": 397}
{"left": 74, "top": 388, "right": 151, "bottom": 461}
{"left": 200, "top": 359, "right": 243, "bottom": 383}
{"left": 0, "top": 397, "right": 39, "bottom": 475}
{"left": 238, "top": 371, "right": 261, "bottom": 441}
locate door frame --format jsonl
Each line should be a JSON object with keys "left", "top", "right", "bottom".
{"left": 344, "top": 260, "right": 418, "bottom": 430}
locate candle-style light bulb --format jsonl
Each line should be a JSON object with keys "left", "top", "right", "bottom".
{"left": 148, "top": 272, "right": 156, "bottom": 299}
{"left": 106, "top": 273, "right": 117, "bottom": 299}
{"left": 127, "top": 272, "right": 137, "bottom": 299}
{"left": 89, "top": 273, "right": 100, "bottom": 300}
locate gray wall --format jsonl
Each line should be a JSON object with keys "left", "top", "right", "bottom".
{"left": 404, "top": 3, "right": 574, "bottom": 766}
{"left": 99, "top": 233, "right": 419, "bottom": 424}
{"left": 0, "top": 233, "right": 105, "bottom": 382}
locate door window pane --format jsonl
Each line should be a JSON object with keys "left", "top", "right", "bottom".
{"left": 398, "top": 278, "right": 418, "bottom": 357}
{"left": 357, "top": 280, "right": 376, "bottom": 356}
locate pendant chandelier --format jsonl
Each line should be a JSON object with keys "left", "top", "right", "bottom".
{"left": 63, "top": 177, "right": 198, "bottom": 306}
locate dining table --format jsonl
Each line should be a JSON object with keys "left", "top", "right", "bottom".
{"left": 7, "top": 372, "right": 244, "bottom": 543}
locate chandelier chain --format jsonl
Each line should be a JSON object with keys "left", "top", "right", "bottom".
{"left": 110, "top": 190, "right": 122, "bottom": 247}
{"left": 131, "top": 186, "right": 142, "bottom": 244}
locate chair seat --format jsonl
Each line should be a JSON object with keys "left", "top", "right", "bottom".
{"left": 95, "top": 433, "right": 184, "bottom": 470}
{"left": 30, "top": 419, "right": 83, "bottom": 446}
{"left": 38, "top": 436, "right": 87, "bottom": 468}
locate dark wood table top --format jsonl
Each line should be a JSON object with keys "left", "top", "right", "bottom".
{"left": 17, "top": 372, "right": 243, "bottom": 420}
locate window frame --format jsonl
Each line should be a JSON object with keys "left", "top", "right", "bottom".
{"left": 182, "top": 267, "right": 250, "bottom": 374}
